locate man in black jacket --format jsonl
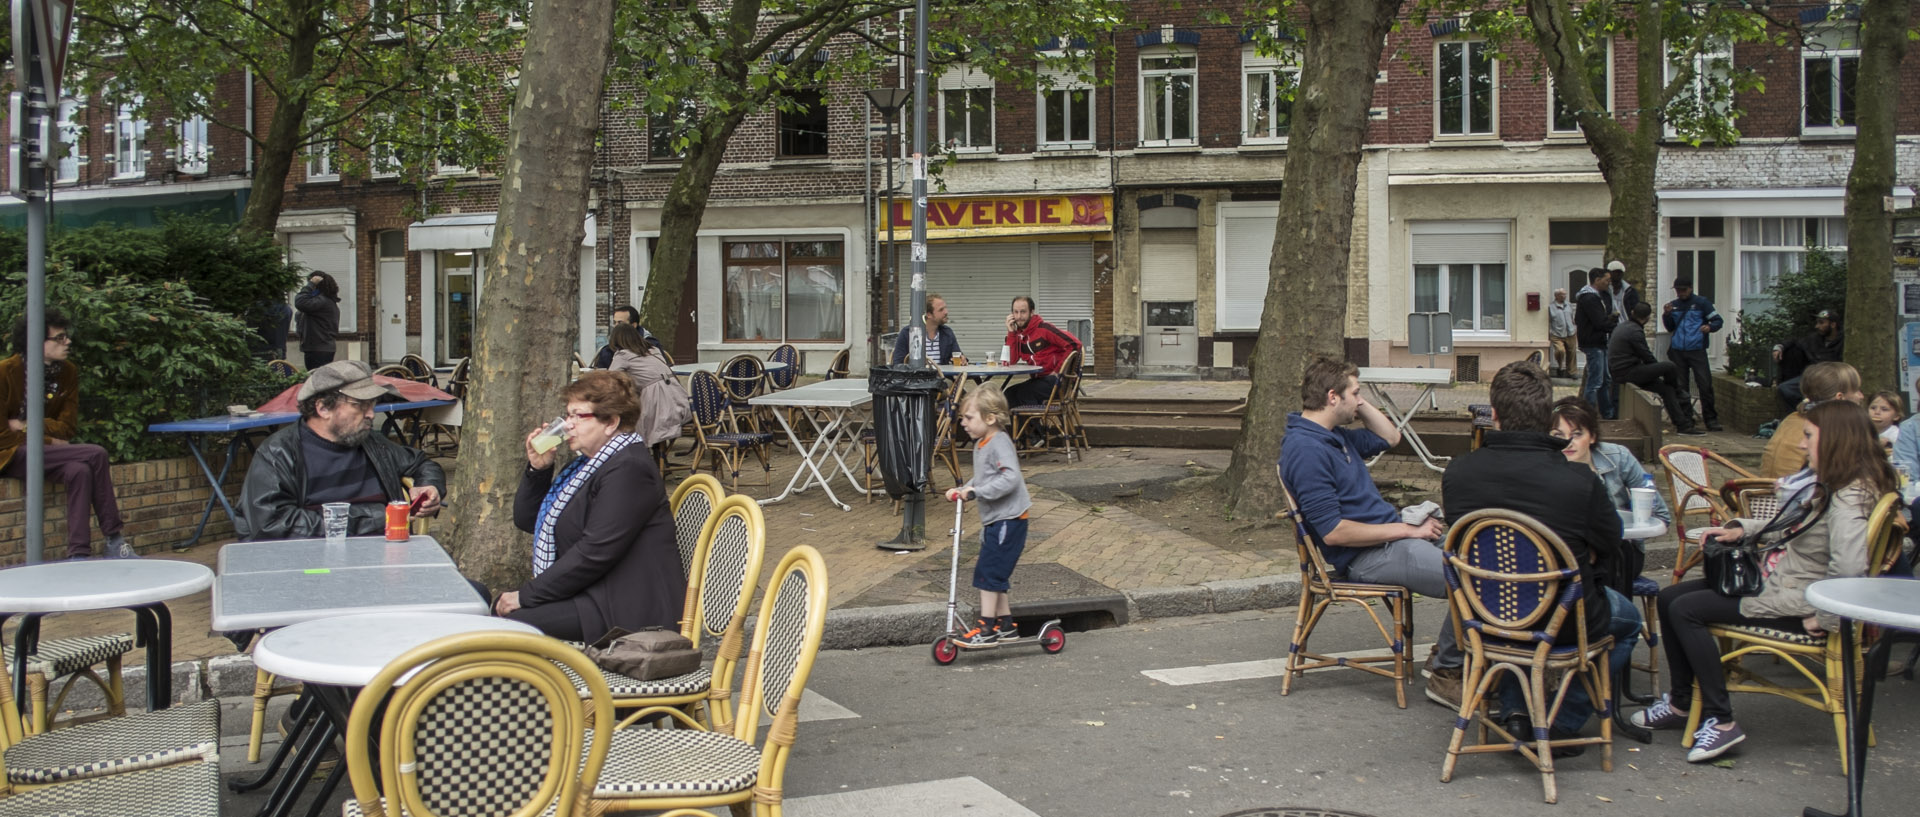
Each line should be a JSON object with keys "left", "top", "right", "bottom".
{"left": 1774, "top": 308, "right": 1844, "bottom": 408}
{"left": 236, "top": 360, "right": 445, "bottom": 540}
{"left": 1442, "top": 361, "right": 1637, "bottom": 750}
{"left": 1609, "top": 302, "right": 1703, "bottom": 435}
{"left": 1574, "top": 267, "right": 1617, "bottom": 420}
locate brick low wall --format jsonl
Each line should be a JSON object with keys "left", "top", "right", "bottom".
{"left": 0, "top": 451, "right": 251, "bottom": 563}
{"left": 1712, "top": 373, "right": 1785, "bottom": 436}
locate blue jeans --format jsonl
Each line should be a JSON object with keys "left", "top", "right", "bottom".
{"left": 1496, "top": 585, "right": 1642, "bottom": 733}
{"left": 1581, "top": 347, "right": 1615, "bottom": 419}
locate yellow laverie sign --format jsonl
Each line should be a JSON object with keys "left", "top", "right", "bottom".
{"left": 881, "top": 194, "right": 1112, "bottom": 240}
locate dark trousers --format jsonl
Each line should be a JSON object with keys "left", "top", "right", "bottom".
{"left": 1006, "top": 374, "right": 1060, "bottom": 408}
{"left": 1617, "top": 361, "right": 1695, "bottom": 428}
{"left": 1, "top": 442, "right": 124, "bottom": 557}
{"left": 507, "top": 601, "right": 586, "bottom": 641}
{"left": 303, "top": 350, "right": 335, "bottom": 370}
{"left": 1657, "top": 579, "right": 1803, "bottom": 722}
{"left": 1667, "top": 347, "right": 1717, "bottom": 423}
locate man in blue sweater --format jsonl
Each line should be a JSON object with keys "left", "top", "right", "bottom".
{"left": 1279, "top": 357, "right": 1463, "bottom": 708}
{"left": 1661, "top": 277, "right": 1724, "bottom": 431}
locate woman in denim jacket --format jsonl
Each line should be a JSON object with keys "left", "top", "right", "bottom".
{"left": 1549, "top": 397, "right": 1671, "bottom": 532}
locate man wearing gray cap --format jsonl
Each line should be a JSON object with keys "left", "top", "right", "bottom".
{"left": 236, "top": 360, "right": 445, "bottom": 540}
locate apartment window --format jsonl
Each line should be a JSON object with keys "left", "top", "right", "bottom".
{"left": 1139, "top": 48, "right": 1197, "bottom": 147}
{"left": 1664, "top": 38, "right": 1734, "bottom": 139}
{"left": 176, "top": 113, "right": 211, "bottom": 174}
{"left": 1739, "top": 217, "right": 1846, "bottom": 314}
{"left": 1802, "top": 25, "right": 1859, "bottom": 136}
{"left": 723, "top": 239, "right": 845, "bottom": 342}
{"left": 1037, "top": 62, "right": 1093, "bottom": 148}
{"left": 111, "top": 97, "right": 148, "bottom": 179}
{"left": 1436, "top": 40, "right": 1495, "bottom": 137}
{"left": 370, "top": 0, "right": 404, "bottom": 42}
{"left": 777, "top": 88, "right": 829, "bottom": 158}
{"left": 435, "top": 100, "right": 473, "bottom": 175}
{"left": 368, "top": 113, "right": 402, "bottom": 179}
{"left": 937, "top": 64, "right": 994, "bottom": 152}
{"left": 649, "top": 97, "right": 697, "bottom": 160}
{"left": 1241, "top": 47, "right": 1298, "bottom": 144}
{"left": 1549, "top": 42, "right": 1610, "bottom": 134}
{"left": 54, "top": 99, "right": 82, "bottom": 183}
{"left": 307, "top": 129, "right": 339, "bottom": 182}
{"left": 1411, "top": 221, "right": 1510, "bottom": 335}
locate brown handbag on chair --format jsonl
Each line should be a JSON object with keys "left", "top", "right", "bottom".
{"left": 584, "top": 627, "right": 702, "bottom": 681}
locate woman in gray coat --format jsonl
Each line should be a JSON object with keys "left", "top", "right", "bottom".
{"left": 605, "top": 323, "right": 690, "bottom": 448}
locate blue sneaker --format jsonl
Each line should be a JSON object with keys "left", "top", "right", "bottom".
{"left": 1688, "top": 718, "right": 1746, "bottom": 762}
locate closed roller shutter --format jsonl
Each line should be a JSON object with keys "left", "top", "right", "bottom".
{"left": 289, "top": 232, "right": 357, "bottom": 332}
{"left": 1140, "top": 228, "right": 1197, "bottom": 301}
{"left": 1219, "top": 212, "right": 1276, "bottom": 331}
{"left": 1037, "top": 243, "right": 1094, "bottom": 363}
{"left": 908, "top": 243, "right": 1033, "bottom": 358}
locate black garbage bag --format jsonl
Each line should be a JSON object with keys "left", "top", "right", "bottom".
{"left": 869, "top": 365, "right": 944, "bottom": 498}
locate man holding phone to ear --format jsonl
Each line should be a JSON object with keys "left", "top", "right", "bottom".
{"left": 236, "top": 360, "right": 445, "bottom": 541}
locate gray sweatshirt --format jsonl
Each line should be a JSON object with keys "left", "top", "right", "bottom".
{"left": 963, "top": 431, "right": 1032, "bottom": 525}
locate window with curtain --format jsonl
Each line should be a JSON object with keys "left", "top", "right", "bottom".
{"left": 1242, "top": 46, "right": 1298, "bottom": 143}
{"left": 1411, "top": 222, "right": 1511, "bottom": 335}
{"left": 723, "top": 240, "right": 844, "bottom": 342}
{"left": 112, "top": 97, "right": 148, "bottom": 178}
{"left": 1139, "top": 48, "right": 1197, "bottom": 147}
{"left": 1738, "top": 217, "right": 1846, "bottom": 316}
{"left": 176, "top": 113, "right": 211, "bottom": 174}
{"left": 55, "top": 99, "right": 82, "bottom": 183}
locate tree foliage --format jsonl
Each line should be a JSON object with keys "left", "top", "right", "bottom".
{"left": 0, "top": 215, "right": 303, "bottom": 323}
{"left": 70, "top": 0, "right": 524, "bottom": 232}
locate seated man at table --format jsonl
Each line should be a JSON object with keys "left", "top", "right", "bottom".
{"left": 237, "top": 360, "right": 444, "bottom": 540}
{"left": 1, "top": 310, "right": 135, "bottom": 559}
{"left": 1442, "top": 360, "right": 1635, "bottom": 754}
{"left": 1278, "top": 356, "right": 1464, "bottom": 708}
{"left": 591, "top": 304, "right": 656, "bottom": 369}
{"left": 1003, "top": 295, "right": 1081, "bottom": 408}
{"left": 891, "top": 293, "right": 966, "bottom": 365}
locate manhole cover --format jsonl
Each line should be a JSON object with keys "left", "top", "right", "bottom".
{"left": 1219, "top": 810, "right": 1381, "bottom": 817}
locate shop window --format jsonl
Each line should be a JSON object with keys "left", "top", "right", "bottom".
{"left": 1242, "top": 46, "right": 1298, "bottom": 144}
{"left": 937, "top": 63, "right": 994, "bottom": 152}
{"left": 723, "top": 239, "right": 844, "bottom": 342}
{"left": 1435, "top": 40, "right": 1495, "bottom": 137}
{"left": 1411, "top": 221, "right": 1510, "bottom": 335}
{"left": 1139, "top": 48, "right": 1196, "bottom": 147}
{"left": 438, "top": 249, "right": 484, "bottom": 364}
{"left": 778, "top": 88, "right": 829, "bottom": 158}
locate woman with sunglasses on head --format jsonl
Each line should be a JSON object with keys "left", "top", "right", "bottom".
{"left": 1630, "top": 400, "right": 1895, "bottom": 762}
{"left": 1550, "top": 396, "right": 1671, "bottom": 534}
{"left": 494, "top": 371, "right": 686, "bottom": 640}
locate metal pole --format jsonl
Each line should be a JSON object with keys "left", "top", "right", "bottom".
{"left": 884, "top": 113, "right": 896, "bottom": 342}
{"left": 12, "top": 1, "right": 51, "bottom": 563}
{"left": 907, "top": 0, "right": 928, "bottom": 367}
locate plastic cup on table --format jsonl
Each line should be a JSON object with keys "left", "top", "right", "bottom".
{"left": 322, "top": 502, "right": 351, "bottom": 546}
{"left": 1628, "top": 488, "right": 1657, "bottom": 526}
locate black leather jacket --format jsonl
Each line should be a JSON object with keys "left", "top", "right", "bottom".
{"left": 237, "top": 422, "right": 447, "bottom": 540}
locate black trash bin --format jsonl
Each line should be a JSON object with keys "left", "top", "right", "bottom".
{"left": 869, "top": 364, "right": 945, "bottom": 499}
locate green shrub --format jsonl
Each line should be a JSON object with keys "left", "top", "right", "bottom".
{"left": 1, "top": 265, "right": 300, "bottom": 462}
{"left": 0, "top": 214, "right": 302, "bottom": 324}
{"left": 1725, "top": 249, "right": 1848, "bottom": 378}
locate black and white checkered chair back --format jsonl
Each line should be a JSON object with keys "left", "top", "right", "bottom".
{"left": 694, "top": 496, "right": 767, "bottom": 647}
{"left": 346, "top": 632, "right": 613, "bottom": 817}
{"left": 670, "top": 477, "right": 722, "bottom": 583}
{"left": 734, "top": 546, "right": 829, "bottom": 740}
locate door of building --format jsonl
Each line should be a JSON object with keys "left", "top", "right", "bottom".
{"left": 376, "top": 231, "right": 407, "bottom": 362}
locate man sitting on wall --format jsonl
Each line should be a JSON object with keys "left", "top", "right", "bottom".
{"left": 891, "top": 293, "right": 966, "bottom": 365}
{"left": 1, "top": 311, "right": 135, "bottom": 559}
{"left": 1609, "top": 302, "right": 1704, "bottom": 436}
{"left": 238, "top": 360, "right": 445, "bottom": 540}
{"left": 1003, "top": 296, "right": 1081, "bottom": 408}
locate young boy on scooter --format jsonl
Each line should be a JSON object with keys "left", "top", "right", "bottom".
{"left": 946, "top": 385, "right": 1032, "bottom": 646}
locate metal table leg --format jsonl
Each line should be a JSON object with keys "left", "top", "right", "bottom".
{"left": 176, "top": 431, "right": 248, "bottom": 550}
{"left": 6, "top": 613, "right": 41, "bottom": 724}
{"left": 759, "top": 406, "right": 852, "bottom": 510}
{"left": 1804, "top": 621, "right": 1895, "bottom": 817}
{"left": 1364, "top": 383, "right": 1450, "bottom": 473}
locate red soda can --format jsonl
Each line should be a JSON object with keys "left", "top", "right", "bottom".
{"left": 386, "top": 500, "right": 411, "bottom": 541}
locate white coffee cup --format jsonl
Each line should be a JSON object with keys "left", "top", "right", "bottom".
{"left": 1628, "top": 487, "right": 1657, "bottom": 526}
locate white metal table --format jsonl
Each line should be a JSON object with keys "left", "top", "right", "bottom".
{"left": 211, "top": 535, "right": 486, "bottom": 632}
{"left": 1357, "top": 367, "right": 1456, "bottom": 473}
{"left": 1802, "top": 577, "right": 1920, "bottom": 817}
{"left": 749, "top": 378, "right": 873, "bottom": 511}
{"left": 0, "top": 559, "right": 213, "bottom": 714}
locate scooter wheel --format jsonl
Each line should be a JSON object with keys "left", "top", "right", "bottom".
{"left": 931, "top": 636, "right": 959, "bottom": 665}
{"left": 1040, "top": 627, "right": 1066, "bottom": 654}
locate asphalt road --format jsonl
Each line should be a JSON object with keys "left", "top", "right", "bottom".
{"left": 222, "top": 600, "right": 1920, "bottom": 817}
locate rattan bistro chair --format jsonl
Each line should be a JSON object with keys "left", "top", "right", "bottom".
{"left": 1011, "top": 349, "right": 1083, "bottom": 458}
{"left": 0, "top": 656, "right": 218, "bottom": 797}
{"left": 341, "top": 632, "right": 613, "bottom": 817}
{"left": 1658, "top": 443, "right": 1755, "bottom": 581}
{"left": 1275, "top": 479, "right": 1414, "bottom": 708}
{"left": 1682, "top": 491, "right": 1906, "bottom": 774}
{"left": 0, "top": 633, "right": 131, "bottom": 735}
{"left": 1720, "top": 477, "right": 1783, "bottom": 523}
{"left": 563, "top": 495, "right": 766, "bottom": 730}
{"left": 669, "top": 474, "right": 725, "bottom": 583}
{"left": 824, "top": 347, "right": 851, "bottom": 380}
{"left": 686, "top": 370, "right": 774, "bottom": 490}
{"left": 1439, "top": 509, "right": 1614, "bottom": 805}
{"left": 589, "top": 546, "right": 829, "bottom": 816}
{"left": 0, "top": 760, "right": 221, "bottom": 817}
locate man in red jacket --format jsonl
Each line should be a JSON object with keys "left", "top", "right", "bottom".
{"left": 1003, "top": 296, "right": 1081, "bottom": 408}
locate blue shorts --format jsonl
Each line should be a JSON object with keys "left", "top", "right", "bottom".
{"left": 972, "top": 518, "right": 1028, "bottom": 593}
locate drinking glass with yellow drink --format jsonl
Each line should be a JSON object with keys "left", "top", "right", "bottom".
{"left": 532, "top": 416, "right": 570, "bottom": 454}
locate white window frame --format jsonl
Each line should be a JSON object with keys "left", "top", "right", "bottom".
{"left": 1241, "top": 45, "right": 1299, "bottom": 145}
{"left": 368, "top": 112, "right": 402, "bottom": 179}
{"left": 1410, "top": 220, "right": 1512, "bottom": 339}
{"left": 936, "top": 63, "right": 995, "bottom": 153}
{"left": 1434, "top": 40, "right": 1497, "bottom": 138}
{"left": 370, "top": 0, "right": 405, "bottom": 42}
{"left": 1036, "top": 56, "right": 1094, "bottom": 150}
{"left": 111, "top": 97, "right": 148, "bottom": 179}
{"left": 306, "top": 127, "right": 339, "bottom": 182}
{"left": 1548, "top": 40, "right": 1612, "bottom": 135}
{"left": 54, "top": 98, "right": 83, "bottom": 183}
{"left": 1138, "top": 46, "right": 1197, "bottom": 148}
{"left": 1736, "top": 216, "right": 1847, "bottom": 310}
{"left": 175, "top": 113, "right": 211, "bottom": 174}
{"left": 1801, "top": 25, "right": 1859, "bottom": 137}
{"left": 434, "top": 103, "right": 473, "bottom": 177}
{"left": 1663, "top": 37, "right": 1735, "bottom": 139}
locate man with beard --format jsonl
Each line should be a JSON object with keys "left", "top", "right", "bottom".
{"left": 237, "top": 360, "right": 444, "bottom": 540}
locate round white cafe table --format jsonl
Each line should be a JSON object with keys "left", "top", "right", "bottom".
{"left": 1802, "top": 577, "right": 1920, "bottom": 817}
{"left": 0, "top": 559, "right": 214, "bottom": 713}
{"left": 672, "top": 361, "right": 789, "bottom": 376}
{"left": 939, "top": 363, "right": 1044, "bottom": 378}
{"left": 254, "top": 611, "right": 541, "bottom": 687}
{"left": 1617, "top": 510, "right": 1668, "bottom": 541}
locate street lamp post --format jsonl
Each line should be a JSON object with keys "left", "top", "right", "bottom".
{"left": 863, "top": 87, "right": 910, "bottom": 355}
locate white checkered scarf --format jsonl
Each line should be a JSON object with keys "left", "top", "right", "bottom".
{"left": 532, "top": 432, "right": 641, "bottom": 576}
